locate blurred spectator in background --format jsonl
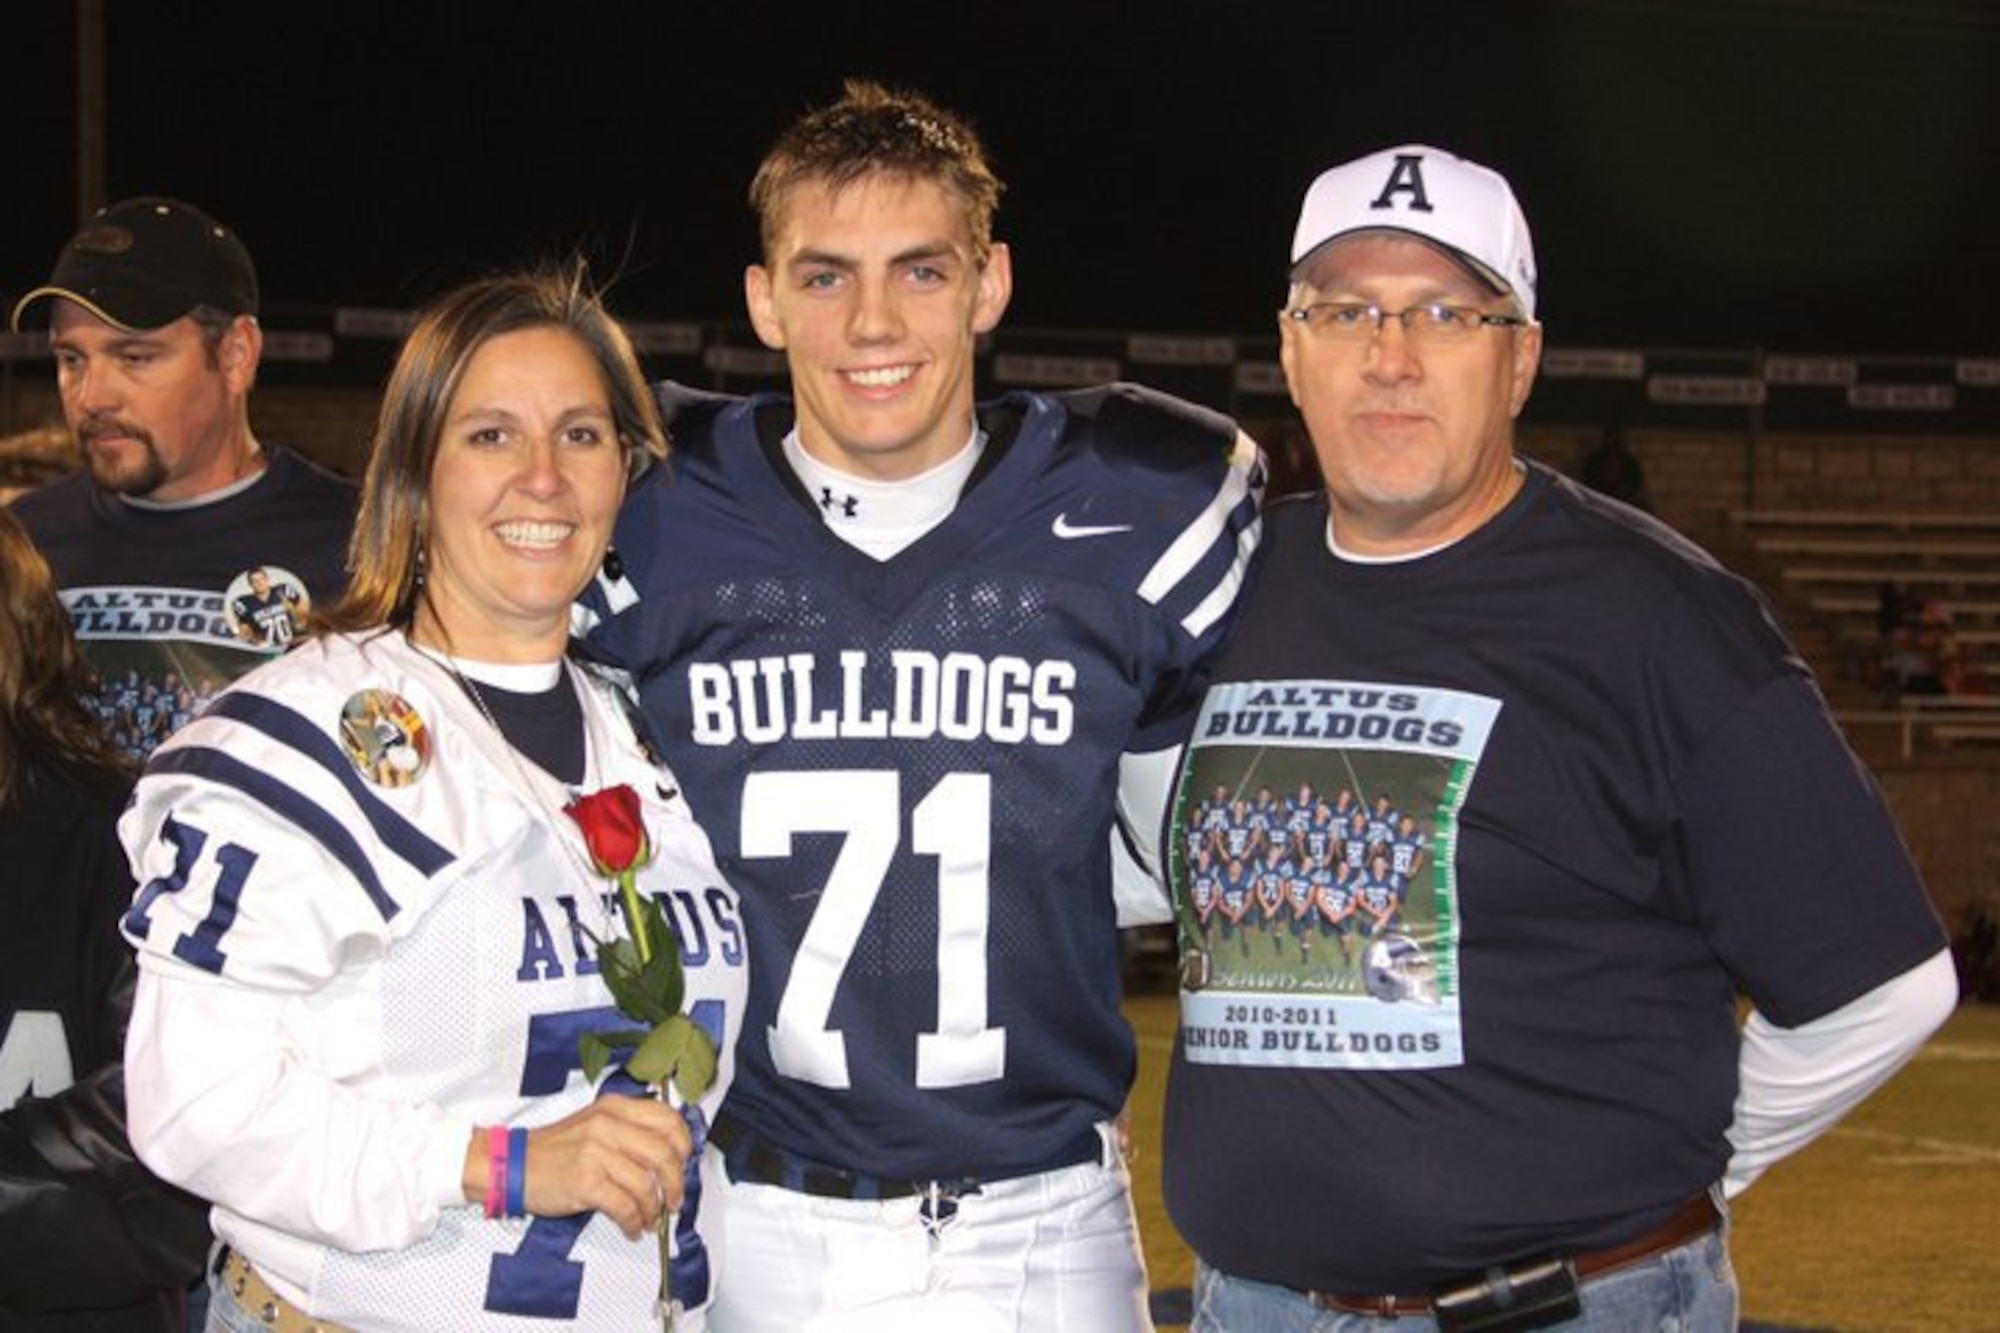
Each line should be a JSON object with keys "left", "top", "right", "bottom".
{"left": 0, "top": 505, "right": 209, "bottom": 1331}
{"left": 1878, "top": 595, "right": 1975, "bottom": 698}
{"left": 1577, "top": 419, "right": 1652, "bottom": 513}
{"left": 1956, "top": 904, "right": 1998, "bottom": 1003}
{"left": 1910, "top": 598, "right": 1965, "bottom": 695}
{"left": 8, "top": 197, "right": 356, "bottom": 763}
{"left": 0, "top": 425, "right": 82, "bottom": 507}
{"left": 1875, "top": 580, "right": 1909, "bottom": 641}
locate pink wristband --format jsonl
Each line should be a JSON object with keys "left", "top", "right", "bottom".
{"left": 484, "top": 1125, "right": 509, "bottom": 1220}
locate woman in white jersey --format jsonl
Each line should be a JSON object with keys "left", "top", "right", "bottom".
{"left": 119, "top": 265, "right": 746, "bottom": 1332}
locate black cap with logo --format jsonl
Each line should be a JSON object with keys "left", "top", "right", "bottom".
{"left": 9, "top": 197, "right": 259, "bottom": 333}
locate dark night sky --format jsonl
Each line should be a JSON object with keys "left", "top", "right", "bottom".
{"left": 8, "top": 0, "right": 2000, "bottom": 360}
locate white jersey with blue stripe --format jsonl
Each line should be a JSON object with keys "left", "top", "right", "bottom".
{"left": 119, "top": 630, "right": 746, "bottom": 1331}
{"left": 584, "top": 382, "right": 1263, "bottom": 1181}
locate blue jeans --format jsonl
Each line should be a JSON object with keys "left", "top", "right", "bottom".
{"left": 1191, "top": 1231, "right": 1738, "bottom": 1333}
{"left": 201, "top": 1260, "right": 256, "bottom": 1333}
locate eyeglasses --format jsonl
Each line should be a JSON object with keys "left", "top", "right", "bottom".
{"left": 1284, "top": 302, "right": 1528, "bottom": 345}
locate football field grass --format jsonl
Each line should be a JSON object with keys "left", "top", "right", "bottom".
{"left": 1123, "top": 994, "right": 2000, "bottom": 1332}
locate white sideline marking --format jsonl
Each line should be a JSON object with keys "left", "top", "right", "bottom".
{"left": 1828, "top": 1125, "right": 2000, "bottom": 1167}
{"left": 1910, "top": 1041, "right": 2000, "bottom": 1061}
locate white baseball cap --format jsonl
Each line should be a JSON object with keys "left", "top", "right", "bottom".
{"left": 1288, "top": 144, "right": 1538, "bottom": 320}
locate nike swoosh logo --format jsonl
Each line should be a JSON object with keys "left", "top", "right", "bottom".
{"left": 1052, "top": 514, "right": 1135, "bottom": 539}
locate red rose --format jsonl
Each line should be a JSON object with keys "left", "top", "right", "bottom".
{"left": 563, "top": 784, "right": 650, "bottom": 876}
{"left": 561, "top": 778, "right": 714, "bottom": 1327}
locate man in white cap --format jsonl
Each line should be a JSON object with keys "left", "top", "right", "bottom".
{"left": 1156, "top": 145, "right": 1956, "bottom": 1330}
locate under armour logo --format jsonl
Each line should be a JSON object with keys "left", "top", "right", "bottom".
{"left": 1369, "top": 153, "right": 1435, "bottom": 214}
{"left": 819, "top": 487, "right": 859, "bottom": 518}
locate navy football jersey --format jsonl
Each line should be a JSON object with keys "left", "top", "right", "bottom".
{"left": 1301, "top": 810, "right": 1339, "bottom": 868}
{"left": 1217, "top": 860, "right": 1255, "bottom": 920}
{"left": 1314, "top": 865, "right": 1356, "bottom": 922}
{"left": 1189, "top": 859, "right": 1221, "bottom": 923}
{"left": 1391, "top": 822, "right": 1429, "bottom": 879}
{"left": 584, "top": 383, "right": 1262, "bottom": 1180}
{"left": 1284, "top": 868, "right": 1316, "bottom": 919}
{"left": 1255, "top": 868, "right": 1287, "bottom": 919}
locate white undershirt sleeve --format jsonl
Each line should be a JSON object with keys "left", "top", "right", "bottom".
{"left": 1111, "top": 746, "right": 1183, "bottom": 927}
{"left": 1723, "top": 947, "right": 1957, "bottom": 1198}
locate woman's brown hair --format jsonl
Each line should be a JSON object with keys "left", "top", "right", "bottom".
{"left": 320, "top": 260, "right": 668, "bottom": 637}
{"left": 0, "top": 506, "right": 131, "bottom": 805}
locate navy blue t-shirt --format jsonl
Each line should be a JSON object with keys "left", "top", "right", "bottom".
{"left": 14, "top": 447, "right": 356, "bottom": 761}
{"left": 1162, "top": 464, "right": 1943, "bottom": 1292}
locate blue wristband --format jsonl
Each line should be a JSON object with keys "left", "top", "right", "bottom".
{"left": 506, "top": 1127, "right": 528, "bottom": 1218}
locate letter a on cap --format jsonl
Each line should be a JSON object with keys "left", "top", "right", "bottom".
{"left": 1289, "top": 143, "right": 1538, "bottom": 316}
{"left": 1370, "top": 154, "right": 1435, "bottom": 215}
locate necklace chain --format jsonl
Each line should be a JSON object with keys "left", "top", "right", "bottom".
{"left": 442, "top": 655, "right": 620, "bottom": 941}
{"left": 442, "top": 650, "right": 680, "bottom": 1331}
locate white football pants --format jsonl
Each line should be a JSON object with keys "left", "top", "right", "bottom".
{"left": 703, "top": 1128, "right": 1153, "bottom": 1333}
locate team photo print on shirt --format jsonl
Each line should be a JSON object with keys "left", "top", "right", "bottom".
{"left": 1170, "top": 679, "right": 1503, "bottom": 1070}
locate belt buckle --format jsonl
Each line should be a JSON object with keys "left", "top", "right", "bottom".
{"left": 222, "top": 1249, "right": 345, "bottom": 1333}
{"left": 917, "top": 1176, "right": 983, "bottom": 1240}
{"left": 1309, "top": 1291, "right": 1423, "bottom": 1318}
{"left": 1353, "top": 1293, "right": 1414, "bottom": 1318}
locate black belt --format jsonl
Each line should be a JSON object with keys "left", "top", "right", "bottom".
{"left": 709, "top": 1113, "right": 1104, "bottom": 1201}
{"left": 1303, "top": 1192, "right": 1724, "bottom": 1318}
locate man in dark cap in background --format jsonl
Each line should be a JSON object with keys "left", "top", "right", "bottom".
{"left": 2, "top": 198, "right": 356, "bottom": 1330}
{"left": 9, "top": 197, "right": 356, "bottom": 761}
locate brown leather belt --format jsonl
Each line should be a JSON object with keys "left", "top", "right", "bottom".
{"left": 218, "top": 1248, "right": 353, "bottom": 1333}
{"left": 1306, "top": 1192, "right": 1723, "bottom": 1318}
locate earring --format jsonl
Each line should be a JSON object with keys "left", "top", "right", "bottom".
{"left": 414, "top": 547, "right": 428, "bottom": 590}
{"left": 601, "top": 545, "right": 625, "bottom": 582}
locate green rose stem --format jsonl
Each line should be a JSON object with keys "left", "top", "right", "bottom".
{"left": 618, "top": 868, "right": 654, "bottom": 966}
{"left": 563, "top": 785, "right": 718, "bottom": 1330}
{"left": 616, "top": 870, "right": 668, "bottom": 1326}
